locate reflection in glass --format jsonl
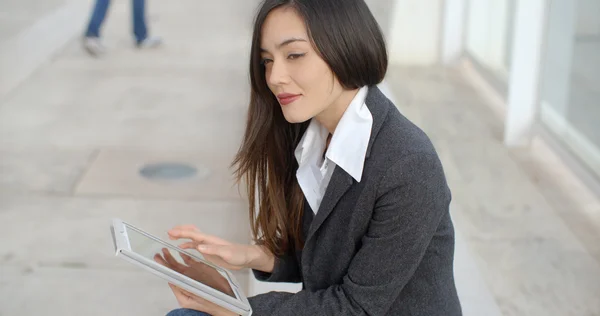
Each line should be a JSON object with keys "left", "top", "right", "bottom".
{"left": 126, "top": 226, "right": 236, "bottom": 298}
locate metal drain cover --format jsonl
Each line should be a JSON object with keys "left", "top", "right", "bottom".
{"left": 139, "top": 163, "right": 204, "bottom": 180}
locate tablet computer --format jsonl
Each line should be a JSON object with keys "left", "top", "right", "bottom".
{"left": 110, "top": 218, "right": 252, "bottom": 316}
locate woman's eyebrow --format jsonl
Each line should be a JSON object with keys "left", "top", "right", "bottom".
{"left": 261, "top": 37, "right": 307, "bottom": 53}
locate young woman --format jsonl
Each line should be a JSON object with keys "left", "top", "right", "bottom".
{"left": 163, "top": 0, "right": 462, "bottom": 315}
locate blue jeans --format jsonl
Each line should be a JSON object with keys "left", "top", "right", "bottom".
{"left": 166, "top": 309, "right": 211, "bottom": 316}
{"left": 85, "top": 0, "right": 148, "bottom": 43}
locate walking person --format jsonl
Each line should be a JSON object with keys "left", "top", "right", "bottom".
{"left": 83, "top": 0, "right": 162, "bottom": 56}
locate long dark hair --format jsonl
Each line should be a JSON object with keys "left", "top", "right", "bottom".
{"left": 232, "top": 0, "right": 388, "bottom": 256}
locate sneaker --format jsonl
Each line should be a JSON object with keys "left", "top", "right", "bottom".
{"left": 136, "top": 36, "right": 163, "bottom": 49}
{"left": 82, "top": 37, "right": 107, "bottom": 56}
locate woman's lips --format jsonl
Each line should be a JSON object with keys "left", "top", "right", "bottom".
{"left": 277, "top": 94, "right": 302, "bottom": 105}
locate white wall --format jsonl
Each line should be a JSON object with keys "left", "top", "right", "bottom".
{"left": 387, "top": 0, "right": 443, "bottom": 65}
{"left": 442, "top": 0, "right": 467, "bottom": 64}
{"left": 465, "top": 0, "right": 511, "bottom": 72}
{"left": 576, "top": 0, "right": 600, "bottom": 36}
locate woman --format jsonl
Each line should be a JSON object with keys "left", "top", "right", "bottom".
{"left": 164, "top": 0, "right": 462, "bottom": 315}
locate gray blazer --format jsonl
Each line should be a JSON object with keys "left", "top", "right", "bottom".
{"left": 248, "top": 86, "right": 462, "bottom": 316}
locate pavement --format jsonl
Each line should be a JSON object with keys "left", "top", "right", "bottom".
{"left": 0, "top": 0, "right": 599, "bottom": 315}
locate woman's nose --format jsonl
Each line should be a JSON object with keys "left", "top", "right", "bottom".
{"left": 267, "top": 60, "right": 290, "bottom": 86}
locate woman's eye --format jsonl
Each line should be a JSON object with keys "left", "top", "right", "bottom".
{"left": 261, "top": 58, "right": 273, "bottom": 65}
{"left": 288, "top": 53, "right": 305, "bottom": 60}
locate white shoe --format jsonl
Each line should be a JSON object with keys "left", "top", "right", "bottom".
{"left": 136, "top": 36, "right": 163, "bottom": 49}
{"left": 82, "top": 37, "right": 107, "bottom": 56}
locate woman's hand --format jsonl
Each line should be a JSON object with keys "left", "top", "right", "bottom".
{"left": 167, "top": 225, "right": 275, "bottom": 273}
{"left": 154, "top": 249, "right": 239, "bottom": 316}
{"left": 167, "top": 282, "right": 238, "bottom": 316}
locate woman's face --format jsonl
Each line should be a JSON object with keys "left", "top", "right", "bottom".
{"left": 260, "top": 7, "right": 345, "bottom": 124}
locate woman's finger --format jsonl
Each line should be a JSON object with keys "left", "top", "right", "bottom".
{"left": 168, "top": 283, "right": 209, "bottom": 311}
{"left": 169, "top": 283, "right": 192, "bottom": 306}
{"left": 178, "top": 242, "right": 197, "bottom": 250}
{"left": 168, "top": 225, "right": 200, "bottom": 240}
{"left": 171, "top": 224, "right": 200, "bottom": 232}
{"left": 169, "top": 283, "right": 193, "bottom": 297}
{"left": 168, "top": 230, "right": 229, "bottom": 246}
{"left": 197, "top": 244, "right": 231, "bottom": 259}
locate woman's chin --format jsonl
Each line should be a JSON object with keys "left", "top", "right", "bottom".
{"left": 282, "top": 111, "right": 311, "bottom": 124}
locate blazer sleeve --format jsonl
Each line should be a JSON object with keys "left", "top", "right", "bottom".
{"left": 247, "top": 153, "right": 451, "bottom": 315}
{"left": 252, "top": 245, "right": 302, "bottom": 283}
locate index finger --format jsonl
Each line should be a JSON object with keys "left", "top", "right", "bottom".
{"left": 168, "top": 230, "right": 228, "bottom": 246}
{"left": 170, "top": 225, "right": 201, "bottom": 232}
{"left": 168, "top": 225, "right": 200, "bottom": 240}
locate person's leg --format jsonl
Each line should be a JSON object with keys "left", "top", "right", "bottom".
{"left": 85, "top": 0, "right": 111, "bottom": 38}
{"left": 166, "top": 309, "right": 211, "bottom": 316}
{"left": 132, "top": 0, "right": 148, "bottom": 43}
{"left": 131, "top": 0, "right": 162, "bottom": 48}
{"left": 83, "top": 0, "right": 111, "bottom": 56}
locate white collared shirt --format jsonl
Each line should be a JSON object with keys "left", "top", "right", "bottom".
{"left": 294, "top": 86, "right": 373, "bottom": 214}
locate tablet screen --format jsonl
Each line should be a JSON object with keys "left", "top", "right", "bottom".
{"left": 125, "top": 226, "right": 236, "bottom": 298}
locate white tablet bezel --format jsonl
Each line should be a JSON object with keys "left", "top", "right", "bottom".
{"left": 110, "top": 218, "right": 252, "bottom": 316}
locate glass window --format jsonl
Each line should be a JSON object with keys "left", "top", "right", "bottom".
{"left": 539, "top": 0, "right": 600, "bottom": 179}
{"left": 465, "top": 0, "right": 517, "bottom": 79}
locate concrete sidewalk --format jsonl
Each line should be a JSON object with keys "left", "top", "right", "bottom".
{"left": 385, "top": 65, "right": 600, "bottom": 316}
{"left": 0, "top": 1, "right": 255, "bottom": 315}
{"left": 1, "top": 0, "right": 599, "bottom": 315}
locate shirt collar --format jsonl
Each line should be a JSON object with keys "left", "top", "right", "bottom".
{"left": 295, "top": 86, "right": 373, "bottom": 182}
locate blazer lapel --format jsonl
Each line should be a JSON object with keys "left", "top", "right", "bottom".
{"left": 364, "top": 85, "right": 391, "bottom": 158}
{"left": 303, "top": 86, "right": 391, "bottom": 244}
{"left": 305, "top": 166, "right": 353, "bottom": 243}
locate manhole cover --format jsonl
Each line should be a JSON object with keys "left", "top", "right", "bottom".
{"left": 139, "top": 163, "right": 206, "bottom": 180}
